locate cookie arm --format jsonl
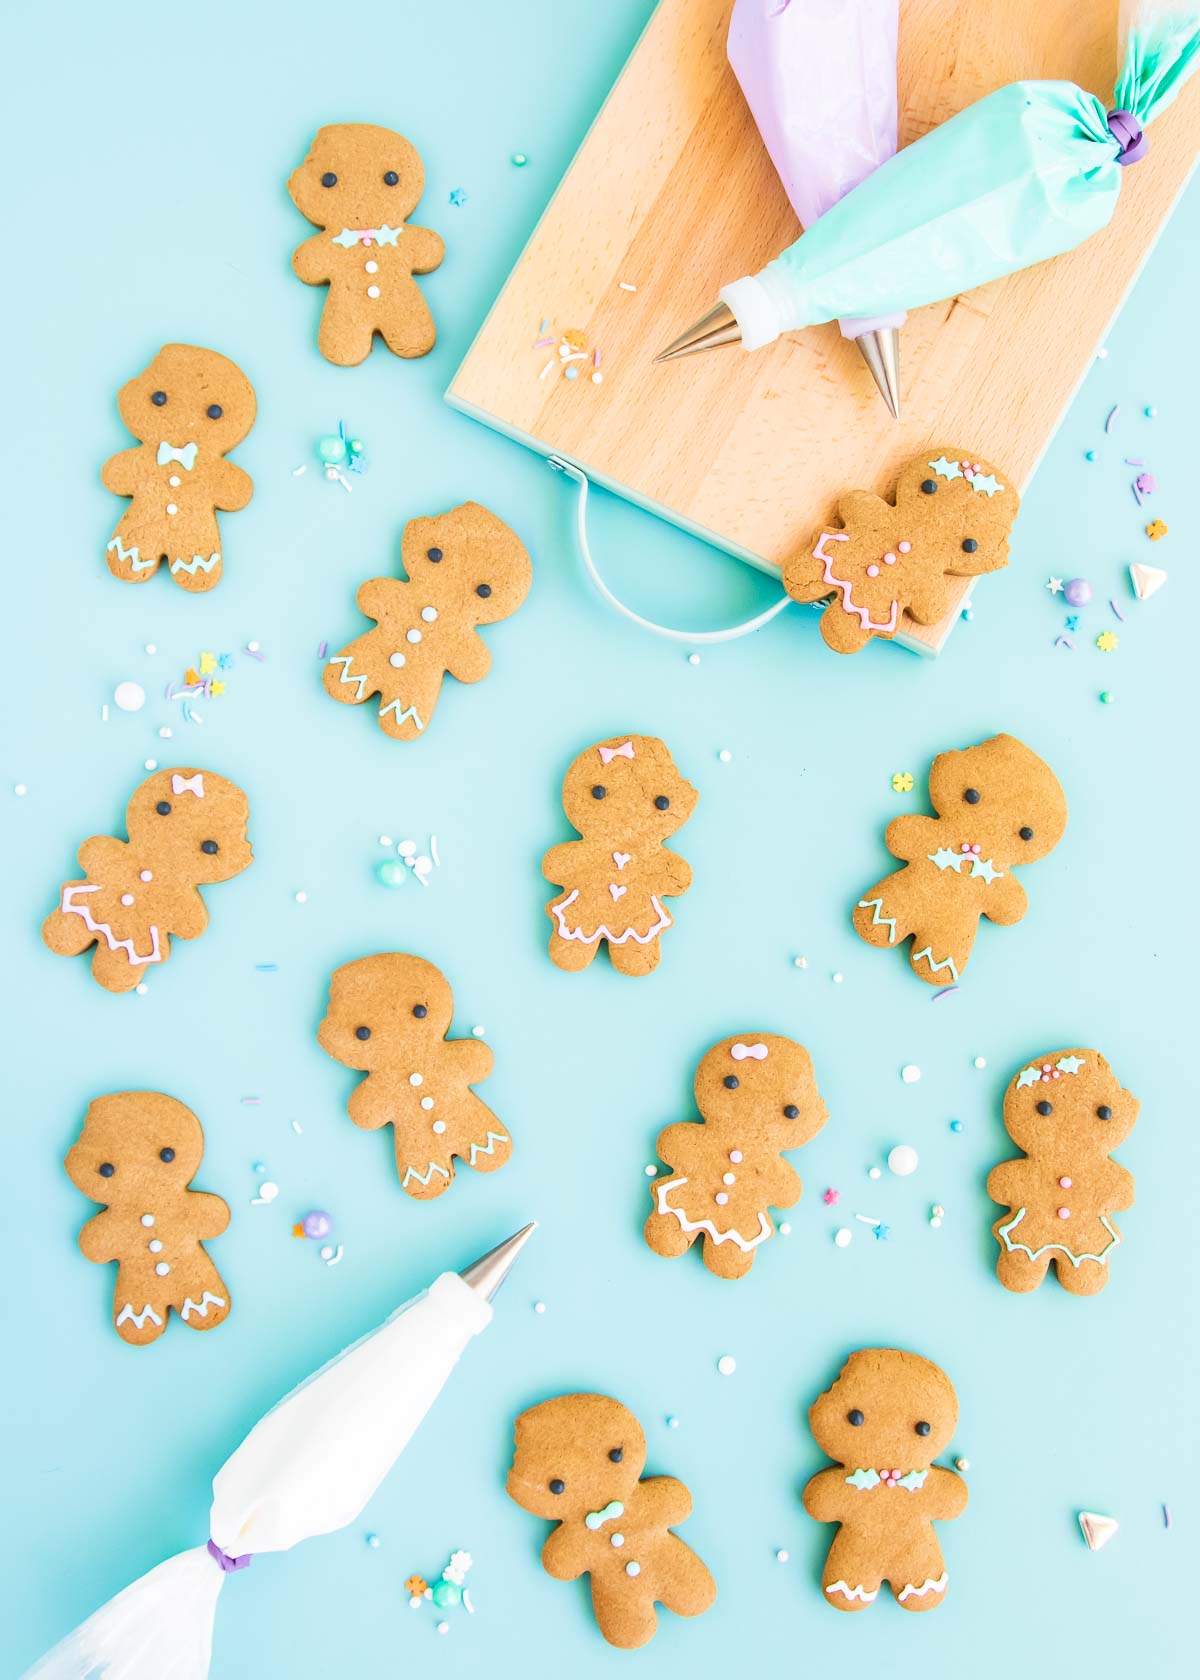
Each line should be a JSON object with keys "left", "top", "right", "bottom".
{"left": 78, "top": 1210, "right": 120, "bottom": 1263}
{"left": 924, "top": 1466, "right": 968, "bottom": 1520}
{"left": 293, "top": 233, "right": 333, "bottom": 285}
{"left": 354, "top": 577, "right": 406, "bottom": 624}
{"left": 444, "top": 1038, "right": 494, "bottom": 1085}
{"left": 168, "top": 889, "right": 210, "bottom": 942}
{"left": 883, "top": 814, "right": 940, "bottom": 862}
{"left": 985, "top": 1157, "right": 1026, "bottom": 1207}
{"left": 542, "top": 1523, "right": 587, "bottom": 1581}
{"left": 636, "top": 1475, "right": 693, "bottom": 1526}
{"left": 981, "top": 874, "right": 1028, "bottom": 925}
{"left": 213, "top": 460, "right": 254, "bottom": 512}
{"left": 101, "top": 448, "right": 142, "bottom": 497}
{"left": 348, "top": 1079, "right": 389, "bottom": 1131}
{"left": 444, "top": 631, "right": 492, "bottom": 686}
{"left": 542, "top": 840, "right": 584, "bottom": 885}
{"left": 658, "top": 851, "right": 693, "bottom": 896}
{"left": 1104, "top": 1161, "right": 1136, "bottom": 1211}
{"left": 77, "top": 835, "right": 130, "bottom": 875}
{"left": 403, "top": 224, "right": 445, "bottom": 275}
{"left": 802, "top": 1467, "right": 847, "bottom": 1523}
{"left": 190, "top": 1190, "right": 231, "bottom": 1239}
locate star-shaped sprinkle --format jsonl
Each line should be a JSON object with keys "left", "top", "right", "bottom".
{"left": 449, "top": 188, "right": 467, "bottom": 207}
{"left": 970, "top": 856, "right": 1003, "bottom": 884}
{"left": 1065, "top": 614, "right": 1080, "bottom": 631}
{"left": 1046, "top": 577, "right": 1065, "bottom": 595}
{"left": 211, "top": 681, "right": 226, "bottom": 696}
{"left": 872, "top": 1222, "right": 891, "bottom": 1242}
{"left": 184, "top": 667, "right": 200, "bottom": 685}
{"left": 1056, "top": 1055, "right": 1086, "bottom": 1075}
{"left": 822, "top": 1188, "right": 840, "bottom": 1206}
{"left": 217, "top": 652, "right": 234, "bottom": 669}
{"left": 198, "top": 652, "right": 217, "bottom": 675}
{"left": 1096, "top": 630, "right": 1118, "bottom": 651}
{"left": 928, "top": 455, "right": 962, "bottom": 481}
{"left": 970, "top": 472, "right": 1003, "bottom": 497}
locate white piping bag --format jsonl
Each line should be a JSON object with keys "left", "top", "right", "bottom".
{"left": 23, "top": 1223, "right": 536, "bottom": 1680}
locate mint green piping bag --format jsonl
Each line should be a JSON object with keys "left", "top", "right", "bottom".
{"left": 720, "top": 5, "right": 1200, "bottom": 342}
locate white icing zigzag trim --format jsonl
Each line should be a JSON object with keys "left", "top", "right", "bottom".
{"left": 655, "top": 1176, "right": 772, "bottom": 1253}
{"left": 999, "top": 1206, "right": 1119, "bottom": 1268}
{"left": 107, "top": 536, "right": 157, "bottom": 573}
{"left": 898, "top": 1573, "right": 948, "bottom": 1602}
{"left": 327, "top": 655, "right": 369, "bottom": 701}
{"left": 170, "top": 553, "right": 220, "bottom": 575}
{"left": 379, "top": 698, "right": 425, "bottom": 731}
{"left": 551, "top": 888, "right": 671, "bottom": 947}
{"left": 912, "top": 945, "right": 960, "bottom": 984}
{"left": 825, "top": 1581, "right": 878, "bottom": 1604}
{"left": 181, "top": 1291, "right": 226, "bottom": 1320}
{"left": 61, "top": 885, "right": 163, "bottom": 967}
{"left": 116, "top": 1302, "right": 163, "bottom": 1329}
{"left": 467, "top": 1131, "right": 510, "bottom": 1166}
{"left": 401, "top": 1160, "right": 451, "bottom": 1189}
{"left": 857, "top": 897, "right": 897, "bottom": 944}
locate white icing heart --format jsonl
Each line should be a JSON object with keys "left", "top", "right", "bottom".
{"left": 609, "top": 884, "right": 627, "bottom": 901}
{"left": 613, "top": 852, "right": 631, "bottom": 869}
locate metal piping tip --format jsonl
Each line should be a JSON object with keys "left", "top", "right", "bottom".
{"left": 459, "top": 1221, "right": 537, "bottom": 1303}
{"left": 854, "top": 327, "right": 900, "bottom": 418}
{"left": 654, "top": 302, "right": 742, "bottom": 363}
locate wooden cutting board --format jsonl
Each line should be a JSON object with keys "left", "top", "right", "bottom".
{"left": 447, "top": 0, "right": 1198, "bottom": 653}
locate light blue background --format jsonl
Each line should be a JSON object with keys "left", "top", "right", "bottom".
{"left": 4, "top": 2, "right": 1197, "bottom": 1675}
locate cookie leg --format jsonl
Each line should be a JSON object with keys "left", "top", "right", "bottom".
{"left": 891, "top": 1540, "right": 949, "bottom": 1612}
{"left": 168, "top": 553, "right": 222, "bottom": 594}
{"left": 113, "top": 1291, "right": 170, "bottom": 1346}
{"left": 995, "top": 1245, "right": 1051, "bottom": 1293}
{"left": 822, "top": 1534, "right": 881, "bottom": 1612}
{"left": 318, "top": 296, "right": 376, "bottom": 367}
{"left": 607, "top": 936, "right": 661, "bottom": 977}
{"left": 819, "top": 604, "right": 874, "bottom": 655}
{"left": 1053, "top": 1255, "right": 1111, "bottom": 1296}
{"left": 89, "top": 944, "right": 147, "bottom": 994}
{"left": 702, "top": 1236, "right": 757, "bottom": 1281}
{"left": 643, "top": 1208, "right": 694, "bottom": 1260}
{"left": 589, "top": 1579, "right": 659, "bottom": 1650}
{"left": 853, "top": 881, "right": 908, "bottom": 951}
{"left": 378, "top": 293, "right": 437, "bottom": 359}
{"left": 178, "top": 1260, "right": 231, "bottom": 1331}
{"left": 659, "top": 1534, "right": 717, "bottom": 1617}
{"left": 42, "top": 901, "right": 97, "bottom": 957}
{"left": 548, "top": 933, "right": 599, "bottom": 971}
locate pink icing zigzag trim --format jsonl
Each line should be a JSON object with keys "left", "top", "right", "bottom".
{"left": 815, "top": 531, "right": 898, "bottom": 634}
{"left": 551, "top": 888, "right": 671, "bottom": 946}
{"left": 61, "top": 885, "right": 163, "bottom": 967}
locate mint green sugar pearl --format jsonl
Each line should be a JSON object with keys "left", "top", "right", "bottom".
{"left": 318, "top": 435, "right": 347, "bottom": 464}
{"left": 377, "top": 859, "right": 407, "bottom": 887}
{"left": 432, "top": 1581, "right": 462, "bottom": 1610}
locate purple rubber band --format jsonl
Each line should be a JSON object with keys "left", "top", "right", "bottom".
{"left": 207, "top": 1539, "right": 251, "bottom": 1573}
{"left": 1107, "top": 109, "right": 1148, "bottom": 165}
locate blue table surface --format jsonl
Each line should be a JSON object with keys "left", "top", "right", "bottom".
{"left": 5, "top": 2, "right": 1197, "bottom": 1675}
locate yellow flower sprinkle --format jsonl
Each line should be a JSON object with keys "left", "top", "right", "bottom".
{"left": 891, "top": 772, "right": 914, "bottom": 793}
{"left": 1096, "top": 631, "right": 1118, "bottom": 652}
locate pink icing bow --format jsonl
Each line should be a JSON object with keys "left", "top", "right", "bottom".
{"left": 730, "top": 1042, "right": 768, "bottom": 1062}
{"left": 171, "top": 773, "right": 205, "bottom": 798}
{"left": 598, "top": 741, "right": 635, "bottom": 764}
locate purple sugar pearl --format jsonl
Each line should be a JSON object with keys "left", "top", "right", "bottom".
{"left": 301, "top": 1209, "right": 333, "bottom": 1241}
{"left": 1064, "top": 578, "right": 1093, "bottom": 607}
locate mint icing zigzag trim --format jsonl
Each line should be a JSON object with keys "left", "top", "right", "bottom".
{"left": 401, "top": 1160, "right": 451, "bottom": 1189}
{"left": 912, "top": 945, "right": 960, "bottom": 984}
{"left": 327, "top": 655, "right": 369, "bottom": 701}
{"left": 998, "top": 1206, "right": 1119, "bottom": 1268}
{"left": 467, "top": 1131, "right": 509, "bottom": 1166}
{"left": 107, "top": 537, "right": 157, "bottom": 573}
{"left": 170, "top": 553, "right": 220, "bottom": 576}
{"left": 857, "top": 897, "right": 897, "bottom": 944}
{"left": 379, "top": 698, "right": 425, "bottom": 731}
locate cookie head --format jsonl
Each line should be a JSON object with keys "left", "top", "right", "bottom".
{"left": 66, "top": 1091, "right": 204, "bottom": 1203}
{"left": 895, "top": 452, "right": 1017, "bottom": 575}
{"left": 125, "top": 769, "right": 253, "bottom": 882}
{"left": 928, "top": 733, "right": 1066, "bottom": 866}
{"left": 318, "top": 952, "right": 453, "bottom": 1070}
{"left": 288, "top": 123, "right": 424, "bottom": 230}
{"left": 117, "top": 344, "right": 256, "bottom": 453}
{"left": 1005, "top": 1050, "right": 1138, "bottom": 1155}
{"left": 810, "top": 1349, "right": 958, "bottom": 1471}
{"left": 695, "top": 1034, "right": 827, "bottom": 1141}
{"left": 507, "top": 1395, "right": 645, "bottom": 1521}
{"left": 562, "top": 736, "right": 698, "bottom": 840}
{"left": 401, "top": 503, "right": 533, "bottom": 624}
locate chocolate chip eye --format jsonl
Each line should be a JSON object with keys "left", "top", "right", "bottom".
{"left": 654, "top": 796, "right": 670, "bottom": 811}
{"left": 206, "top": 404, "right": 223, "bottom": 419}
{"left": 427, "top": 547, "right": 443, "bottom": 561}
{"left": 1097, "top": 1105, "right": 1113, "bottom": 1120}
{"left": 608, "top": 1448, "right": 623, "bottom": 1463}
{"left": 156, "top": 801, "right": 171, "bottom": 815}
{"left": 591, "top": 785, "right": 606, "bottom": 799}
{"left": 724, "top": 1075, "right": 739, "bottom": 1090}
{"left": 549, "top": 1478, "right": 565, "bottom": 1495}
{"left": 159, "top": 1148, "right": 175, "bottom": 1163}
{"left": 1036, "top": 1100, "right": 1053, "bottom": 1115}
{"left": 964, "top": 788, "right": 981, "bottom": 805}
{"left": 848, "top": 1409, "right": 864, "bottom": 1426}
{"left": 99, "top": 1162, "right": 115, "bottom": 1178}
{"left": 355, "top": 1026, "right": 371, "bottom": 1041}
{"left": 1019, "top": 826, "right": 1034, "bottom": 841}
{"left": 383, "top": 170, "right": 399, "bottom": 185}
{"left": 784, "top": 1104, "right": 799, "bottom": 1119}
{"left": 915, "top": 1420, "right": 931, "bottom": 1437}
{"left": 962, "top": 538, "right": 978, "bottom": 552}
{"left": 320, "top": 172, "right": 337, "bottom": 187}
{"left": 921, "top": 479, "right": 937, "bottom": 494}
{"left": 412, "top": 1005, "right": 428, "bottom": 1019}
{"left": 476, "top": 583, "right": 492, "bottom": 598}
{"left": 200, "top": 840, "right": 218, "bottom": 855}
{"left": 151, "top": 390, "right": 167, "bottom": 406}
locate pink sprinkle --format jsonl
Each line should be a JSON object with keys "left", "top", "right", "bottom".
{"left": 241, "top": 1097, "right": 262, "bottom": 1106}
{"left": 1105, "top": 404, "right": 1119, "bottom": 433}
{"left": 1059, "top": 1177, "right": 1072, "bottom": 1189}
{"left": 533, "top": 336, "right": 555, "bottom": 347}
{"left": 867, "top": 564, "right": 879, "bottom": 577}
{"left": 1057, "top": 1207, "right": 1071, "bottom": 1219}
{"left": 1109, "top": 598, "right": 1125, "bottom": 622}
{"left": 1124, "top": 457, "right": 1144, "bottom": 467}
{"left": 593, "top": 348, "right": 601, "bottom": 367}
{"left": 715, "top": 1192, "right": 729, "bottom": 1206}
{"left": 729, "top": 1150, "right": 743, "bottom": 1163}
{"left": 898, "top": 540, "right": 911, "bottom": 553}
{"left": 883, "top": 552, "right": 896, "bottom": 565}
{"left": 317, "top": 640, "right": 327, "bottom": 658}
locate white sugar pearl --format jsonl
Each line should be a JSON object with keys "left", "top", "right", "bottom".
{"left": 776, "top": 1550, "right": 789, "bottom": 1564}
{"left": 834, "top": 1228, "right": 852, "bottom": 1248}
{"left": 149, "top": 1240, "right": 162, "bottom": 1252}
{"left": 365, "top": 260, "right": 378, "bottom": 273}
{"left": 398, "top": 840, "right": 417, "bottom": 857}
{"left": 888, "top": 1144, "right": 919, "bottom": 1177}
{"left": 955, "top": 1457, "right": 971, "bottom": 1472}
{"left": 610, "top": 1533, "right": 625, "bottom": 1548}
{"left": 367, "top": 285, "right": 381, "bottom": 299}
{"left": 320, "top": 1246, "right": 333, "bottom": 1260}
{"left": 778, "top": 1221, "right": 792, "bottom": 1236}
{"left": 534, "top": 1301, "right": 546, "bottom": 1314}
{"left": 901, "top": 1064, "right": 921, "bottom": 1084}
{"left": 155, "top": 1262, "right": 169, "bottom": 1276}
{"left": 166, "top": 503, "right": 178, "bottom": 515}
{"left": 248, "top": 641, "right": 260, "bottom": 653}
{"left": 974, "top": 1056, "right": 987, "bottom": 1070}
{"left": 832, "top": 972, "right": 844, "bottom": 984}
{"left": 169, "top": 476, "right": 181, "bottom": 487}
{"left": 421, "top": 1097, "right": 434, "bottom": 1111}
{"left": 135, "top": 982, "right": 148, "bottom": 995}
{"left": 644, "top": 1164, "right": 658, "bottom": 1176}
{"left": 406, "top": 628, "right": 422, "bottom": 644}
{"left": 472, "top": 1025, "right": 486, "bottom": 1037}
{"left": 389, "top": 652, "right": 406, "bottom": 668}
{"left": 14, "top": 784, "right": 27, "bottom": 796}
{"left": 421, "top": 606, "right": 437, "bottom": 622}
{"left": 718, "top": 749, "right": 732, "bottom": 763}
{"left": 158, "top": 726, "right": 172, "bottom": 739}
{"left": 717, "top": 1355, "right": 736, "bottom": 1376}
{"left": 141, "top": 1214, "right": 155, "bottom": 1227}
{"left": 688, "top": 652, "right": 700, "bottom": 665}
{"left": 868, "top": 1166, "right": 882, "bottom": 1180}
{"left": 792, "top": 955, "right": 808, "bottom": 969}
{"left": 432, "top": 1120, "right": 446, "bottom": 1134}
{"left": 144, "top": 759, "right": 157, "bottom": 770}
{"left": 436, "top": 1622, "right": 448, "bottom": 1635}
{"left": 295, "top": 891, "right": 307, "bottom": 904}
{"left": 144, "top": 644, "right": 157, "bottom": 655}
{"left": 409, "top": 1073, "right": 423, "bottom": 1086}
{"left": 114, "top": 681, "right": 145, "bottom": 712}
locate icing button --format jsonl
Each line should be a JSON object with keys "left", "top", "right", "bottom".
{"left": 867, "top": 565, "right": 879, "bottom": 577}
{"left": 729, "top": 1150, "right": 743, "bottom": 1164}
{"left": 140, "top": 870, "right": 153, "bottom": 882}
{"left": 367, "top": 285, "right": 381, "bottom": 299}
{"left": 140, "top": 1214, "right": 154, "bottom": 1227}
{"left": 722, "top": 1172, "right": 735, "bottom": 1185}
{"left": 421, "top": 606, "right": 438, "bottom": 622}
{"left": 166, "top": 503, "right": 178, "bottom": 516}
{"left": 406, "top": 628, "right": 422, "bottom": 644}
{"left": 155, "top": 1262, "right": 169, "bottom": 1276}
{"left": 149, "top": 1240, "right": 163, "bottom": 1253}
{"left": 1057, "top": 1207, "right": 1071, "bottom": 1219}
{"left": 409, "top": 1073, "right": 423, "bottom": 1086}
{"left": 169, "top": 475, "right": 181, "bottom": 487}
{"left": 389, "top": 652, "right": 406, "bottom": 668}
{"left": 610, "top": 1533, "right": 625, "bottom": 1548}
{"left": 1058, "top": 1175, "right": 1072, "bottom": 1189}
{"left": 432, "top": 1120, "right": 446, "bottom": 1134}
{"left": 715, "top": 1192, "right": 729, "bottom": 1206}
{"left": 365, "top": 260, "right": 378, "bottom": 273}
{"left": 421, "top": 1097, "right": 435, "bottom": 1111}
{"left": 121, "top": 893, "right": 134, "bottom": 906}
{"left": 898, "top": 540, "right": 911, "bottom": 553}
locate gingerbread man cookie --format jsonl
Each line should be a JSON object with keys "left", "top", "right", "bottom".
{"left": 853, "top": 733, "right": 1066, "bottom": 985}
{"left": 323, "top": 502, "right": 531, "bottom": 740}
{"left": 543, "top": 735, "right": 697, "bottom": 976}
{"left": 318, "top": 952, "right": 511, "bottom": 1199}
{"left": 506, "top": 1394, "right": 716, "bottom": 1649}
{"left": 785, "top": 451, "right": 1018, "bottom": 653}
{"left": 988, "top": 1048, "right": 1138, "bottom": 1295}
{"left": 288, "top": 123, "right": 444, "bottom": 365}
{"left": 804, "top": 1349, "right": 966, "bottom": 1613}
{"left": 102, "top": 344, "right": 255, "bottom": 591}
{"left": 42, "top": 767, "right": 253, "bottom": 993}
{"left": 645, "top": 1033, "right": 827, "bottom": 1279}
{"left": 66, "top": 1091, "right": 231, "bottom": 1346}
